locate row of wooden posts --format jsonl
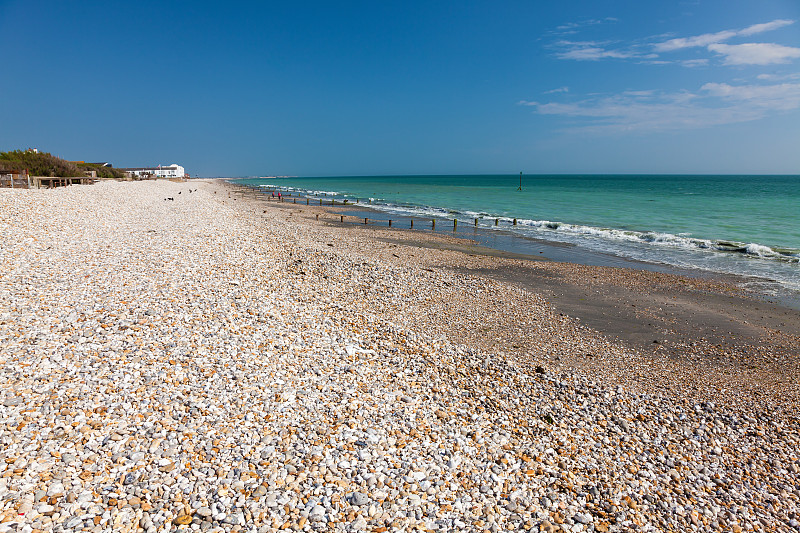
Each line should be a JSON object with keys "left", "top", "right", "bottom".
{"left": 240, "top": 186, "right": 520, "bottom": 230}
{"left": 315, "top": 210, "right": 519, "bottom": 231}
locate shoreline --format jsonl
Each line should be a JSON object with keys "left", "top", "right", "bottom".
{"left": 228, "top": 180, "right": 800, "bottom": 310}
{"left": 228, "top": 178, "right": 800, "bottom": 306}
{"left": 1, "top": 179, "right": 799, "bottom": 532}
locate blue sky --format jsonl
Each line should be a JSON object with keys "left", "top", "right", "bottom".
{"left": 1, "top": 0, "right": 798, "bottom": 176}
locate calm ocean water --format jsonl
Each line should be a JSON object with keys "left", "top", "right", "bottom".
{"left": 234, "top": 175, "right": 800, "bottom": 294}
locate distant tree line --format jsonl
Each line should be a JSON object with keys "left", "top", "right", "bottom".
{"left": 0, "top": 150, "right": 126, "bottom": 179}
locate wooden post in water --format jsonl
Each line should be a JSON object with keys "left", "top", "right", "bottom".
{"left": 389, "top": 220, "right": 392, "bottom": 227}
{"left": 306, "top": 198, "right": 309, "bottom": 205}
{"left": 293, "top": 198, "right": 296, "bottom": 204}
{"left": 495, "top": 218, "right": 499, "bottom": 226}
{"left": 432, "top": 219, "right": 436, "bottom": 229}
{"left": 364, "top": 218, "right": 368, "bottom": 225}
{"left": 474, "top": 218, "right": 478, "bottom": 226}
{"left": 340, "top": 215, "right": 344, "bottom": 223}
{"left": 513, "top": 218, "right": 517, "bottom": 225}
{"left": 518, "top": 171, "right": 523, "bottom": 191}
{"left": 453, "top": 219, "right": 457, "bottom": 231}
{"left": 410, "top": 219, "right": 414, "bottom": 228}
{"left": 319, "top": 199, "right": 322, "bottom": 205}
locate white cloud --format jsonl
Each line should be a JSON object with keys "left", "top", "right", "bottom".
{"left": 544, "top": 87, "right": 569, "bottom": 94}
{"left": 558, "top": 47, "right": 633, "bottom": 61}
{"left": 654, "top": 19, "right": 794, "bottom": 52}
{"left": 681, "top": 59, "right": 709, "bottom": 67}
{"left": 655, "top": 30, "right": 738, "bottom": 52}
{"left": 554, "top": 18, "right": 618, "bottom": 33}
{"left": 521, "top": 80, "right": 800, "bottom": 133}
{"left": 739, "top": 19, "right": 795, "bottom": 36}
{"left": 708, "top": 42, "right": 800, "bottom": 65}
{"left": 553, "top": 40, "right": 636, "bottom": 61}
{"left": 701, "top": 81, "right": 800, "bottom": 109}
{"left": 757, "top": 72, "right": 800, "bottom": 81}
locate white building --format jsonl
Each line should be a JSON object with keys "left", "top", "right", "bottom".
{"left": 120, "top": 164, "right": 186, "bottom": 179}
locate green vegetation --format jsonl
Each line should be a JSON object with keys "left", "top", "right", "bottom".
{"left": 77, "top": 162, "right": 126, "bottom": 179}
{"left": 0, "top": 149, "right": 126, "bottom": 179}
{"left": 0, "top": 150, "right": 81, "bottom": 177}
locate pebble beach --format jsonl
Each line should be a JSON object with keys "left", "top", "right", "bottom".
{"left": 1, "top": 180, "right": 799, "bottom": 533}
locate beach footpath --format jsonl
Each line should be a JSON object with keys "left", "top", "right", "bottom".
{"left": 1, "top": 180, "right": 798, "bottom": 533}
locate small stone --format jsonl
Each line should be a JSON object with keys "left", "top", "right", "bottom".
{"left": 349, "top": 492, "right": 370, "bottom": 506}
{"left": 350, "top": 515, "right": 368, "bottom": 531}
{"left": 173, "top": 514, "right": 193, "bottom": 525}
{"left": 65, "top": 517, "right": 83, "bottom": 528}
{"left": 539, "top": 520, "right": 556, "bottom": 532}
{"left": 2, "top": 396, "right": 22, "bottom": 407}
{"left": 61, "top": 453, "right": 77, "bottom": 465}
{"left": 573, "top": 513, "right": 592, "bottom": 524}
{"left": 46, "top": 483, "right": 64, "bottom": 498}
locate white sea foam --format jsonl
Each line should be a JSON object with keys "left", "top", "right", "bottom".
{"left": 367, "top": 203, "right": 800, "bottom": 267}
{"left": 744, "top": 243, "right": 781, "bottom": 258}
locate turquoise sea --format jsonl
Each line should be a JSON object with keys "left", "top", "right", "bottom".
{"left": 233, "top": 175, "right": 800, "bottom": 295}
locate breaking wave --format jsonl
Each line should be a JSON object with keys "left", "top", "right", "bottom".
{"left": 365, "top": 202, "right": 800, "bottom": 265}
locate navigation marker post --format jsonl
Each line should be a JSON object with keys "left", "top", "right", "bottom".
{"left": 518, "top": 171, "right": 522, "bottom": 191}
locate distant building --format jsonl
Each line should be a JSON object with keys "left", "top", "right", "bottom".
{"left": 119, "top": 164, "right": 186, "bottom": 179}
